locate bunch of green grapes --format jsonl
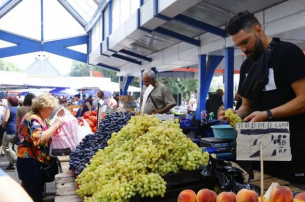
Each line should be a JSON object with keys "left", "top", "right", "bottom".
{"left": 76, "top": 115, "right": 210, "bottom": 202}
{"left": 225, "top": 110, "right": 242, "bottom": 129}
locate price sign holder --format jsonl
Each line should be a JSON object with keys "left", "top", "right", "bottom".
{"left": 236, "top": 122, "right": 291, "bottom": 202}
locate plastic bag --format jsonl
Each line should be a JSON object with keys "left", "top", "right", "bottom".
{"left": 77, "top": 117, "right": 92, "bottom": 143}
{"left": 50, "top": 108, "right": 78, "bottom": 155}
{"left": 201, "top": 155, "right": 260, "bottom": 196}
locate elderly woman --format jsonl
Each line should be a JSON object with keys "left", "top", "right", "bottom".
{"left": 2, "top": 96, "right": 19, "bottom": 170}
{"left": 16, "top": 93, "right": 64, "bottom": 202}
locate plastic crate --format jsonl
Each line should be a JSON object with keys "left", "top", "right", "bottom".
{"left": 180, "top": 118, "right": 191, "bottom": 127}
{"left": 162, "top": 168, "right": 204, "bottom": 186}
{"left": 210, "top": 125, "right": 237, "bottom": 139}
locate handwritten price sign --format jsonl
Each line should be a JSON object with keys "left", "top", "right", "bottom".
{"left": 236, "top": 122, "right": 291, "bottom": 161}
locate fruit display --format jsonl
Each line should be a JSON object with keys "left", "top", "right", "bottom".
{"left": 236, "top": 189, "right": 258, "bottom": 202}
{"left": 225, "top": 110, "right": 242, "bottom": 129}
{"left": 178, "top": 186, "right": 305, "bottom": 202}
{"left": 83, "top": 110, "right": 98, "bottom": 132}
{"left": 294, "top": 193, "right": 305, "bottom": 202}
{"left": 69, "top": 105, "right": 79, "bottom": 117}
{"left": 76, "top": 115, "right": 210, "bottom": 202}
{"left": 69, "top": 112, "right": 135, "bottom": 176}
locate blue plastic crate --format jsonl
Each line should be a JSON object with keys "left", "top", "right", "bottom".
{"left": 210, "top": 125, "right": 237, "bottom": 139}
{"left": 180, "top": 118, "right": 191, "bottom": 127}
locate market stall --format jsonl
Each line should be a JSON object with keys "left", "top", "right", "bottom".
{"left": 49, "top": 108, "right": 305, "bottom": 202}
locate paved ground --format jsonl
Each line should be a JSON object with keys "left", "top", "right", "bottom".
{"left": 0, "top": 154, "right": 56, "bottom": 202}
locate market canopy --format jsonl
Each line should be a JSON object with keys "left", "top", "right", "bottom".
{"left": 0, "top": 71, "right": 141, "bottom": 92}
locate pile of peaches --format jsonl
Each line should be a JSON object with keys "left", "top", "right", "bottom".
{"left": 178, "top": 186, "right": 305, "bottom": 202}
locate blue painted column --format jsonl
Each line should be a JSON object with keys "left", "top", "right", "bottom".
{"left": 151, "top": 67, "right": 158, "bottom": 77}
{"left": 140, "top": 0, "right": 144, "bottom": 6}
{"left": 196, "top": 55, "right": 224, "bottom": 119}
{"left": 224, "top": 48, "right": 234, "bottom": 109}
{"left": 119, "top": 76, "right": 124, "bottom": 95}
{"left": 123, "top": 76, "right": 134, "bottom": 95}
{"left": 197, "top": 55, "right": 207, "bottom": 119}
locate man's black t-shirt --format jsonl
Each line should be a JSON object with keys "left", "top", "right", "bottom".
{"left": 238, "top": 40, "right": 305, "bottom": 183}
{"left": 238, "top": 40, "right": 305, "bottom": 134}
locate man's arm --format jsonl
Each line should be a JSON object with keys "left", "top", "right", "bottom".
{"left": 152, "top": 87, "right": 176, "bottom": 114}
{"left": 218, "top": 97, "right": 252, "bottom": 121}
{"left": 244, "top": 77, "right": 305, "bottom": 122}
{"left": 153, "top": 104, "right": 176, "bottom": 114}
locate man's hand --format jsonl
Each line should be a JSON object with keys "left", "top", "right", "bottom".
{"left": 244, "top": 111, "right": 268, "bottom": 122}
{"left": 218, "top": 108, "right": 235, "bottom": 123}
{"left": 152, "top": 109, "right": 162, "bottom": 114}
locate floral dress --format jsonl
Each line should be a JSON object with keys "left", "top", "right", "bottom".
{"left": 17, "top": 111, "right": 52, "bottom": 165}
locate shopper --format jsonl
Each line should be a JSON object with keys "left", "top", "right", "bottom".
{"left": 108, "top": 95, "right": 117, "bottom": 110}
{"left": 80, "top": 95, "right": 93, "bottom": 116}
{"left": 206, "top": 89, "right": 224, "bottom": 119}
{"left": 2, "top": 96, "right": 18, "bottom": 170}
{"left": 220, "top": 10, "right": 305, "bottom": 183}
{"left": 16, "top": 93, "right": 65, "bottom": 202}
{"left": 0, "top": 168, "right": 33, "bottom": 202}
{"left": 140, "top": 69, "right": 176, "bottom": 115}
{"left": 0, "top": 102, "right": 6, "bottom": 155}
{"left": 16, "top": 93, "right": 36, "bottom": 131}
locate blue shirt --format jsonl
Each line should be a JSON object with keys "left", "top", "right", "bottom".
{"left": 5, "top": 107, "right": 17, "bottom": 134}
{"left": 77, "top": 100, "right": 84, "bottom": 106}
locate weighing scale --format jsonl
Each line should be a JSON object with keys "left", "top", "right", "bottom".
{"left": 200, "top": 137, "right": 235, "bottom": 160}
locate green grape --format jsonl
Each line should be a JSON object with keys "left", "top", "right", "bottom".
{"left": 225, "top": 110, "right": 242, "bottom": 129}
{"left": 76, "top": 115, "right": 210, "bottom": 202}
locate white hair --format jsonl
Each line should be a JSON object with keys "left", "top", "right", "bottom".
{"left": 143, "top": 69, "right": 155, "bottom": 79}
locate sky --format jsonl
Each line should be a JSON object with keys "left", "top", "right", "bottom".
{"left": 0, "top": 0, "right": 92, "bottom": 75}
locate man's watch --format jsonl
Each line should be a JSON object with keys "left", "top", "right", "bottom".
{"left": 266, "top": 109, "right": 273, "bottom": 120}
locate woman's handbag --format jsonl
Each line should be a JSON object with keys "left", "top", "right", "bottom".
{"left": 29, "top": 146, "right": 59, "bottom": 182}
{"left": 41, "top": 156, "right": 59, "bottom": 182}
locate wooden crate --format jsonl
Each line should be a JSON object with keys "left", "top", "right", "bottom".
{"left": 55, "top": 156, "right": 83, "bottom": 202}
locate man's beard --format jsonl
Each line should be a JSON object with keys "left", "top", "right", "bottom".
{"left": 245, "top": 35, "right": 265, "bottom": 61}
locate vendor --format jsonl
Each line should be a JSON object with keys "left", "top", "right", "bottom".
{"left": 140, "top": 69, "right": 176, "bottom": 115}
{"left": 220, "top": 10, "right": 305, "bottom": 183}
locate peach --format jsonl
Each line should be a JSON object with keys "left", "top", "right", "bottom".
{"left": 237, "top": 189, "right": 258, "bottom": 202}
{"left": 269, "top": 186, "right": 293, "bottom": 202}
{"left": 178, "top": 189, "right": 196, "bottom": 202}
{"left": 293, "top": 193, "right": 305, "bottom": 202}
{"left": 197, "top": 189, "right": 217, "bottom": 202}
{"left": 217, "top": 191, "right": 236, "bottom": 202}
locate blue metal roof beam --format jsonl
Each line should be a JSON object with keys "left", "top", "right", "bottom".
{"left": 57, "top": 0, "right": 87, "bottom": 28}
{"left": 96, "top": 63, "right": 120, "bottom": 72}
{"left": 112, "top": 53, "right": 142, "bottom": 65}
{"left": 119, "top": 49, "right": 151, "bottom": 62}
{"left": 174, "top": 15, "right": 227, "bottom": 38}
{"left": 137, "top": 9, "right": 200, "bottom": 47}
{"left": 152, "top": 0, "right": 227, "bottom": 38}
{"left": 0, "top": 30, "right": 41, "bottom": 58}
{"left": 0, "top": 0, "right": 22, "bottom": 19}
{"left": 85, "top": 0, "right": 107, "bottom": 32}
{"left": 43, "top": 35, "right": 88, "bottom": 63}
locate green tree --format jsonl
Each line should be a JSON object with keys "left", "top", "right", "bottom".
{"left": 156, "top": 77, "right": 198, "bottom": 102}
{"left": 70, "top": 61, "right": 119, "bottom": 82}
{"left": 0, "top": 59, "right": 22, "bottom": 72}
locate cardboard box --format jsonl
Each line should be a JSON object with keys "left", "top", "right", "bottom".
{"left": 119, "top": 95, "right": 134, "bottom": 103}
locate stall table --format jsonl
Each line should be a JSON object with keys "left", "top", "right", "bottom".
{"left": 54, "top": 157, "right": 304, "bottom": 202}
{"left": 54, "top": 156, "right": 82, "bottom": 202}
